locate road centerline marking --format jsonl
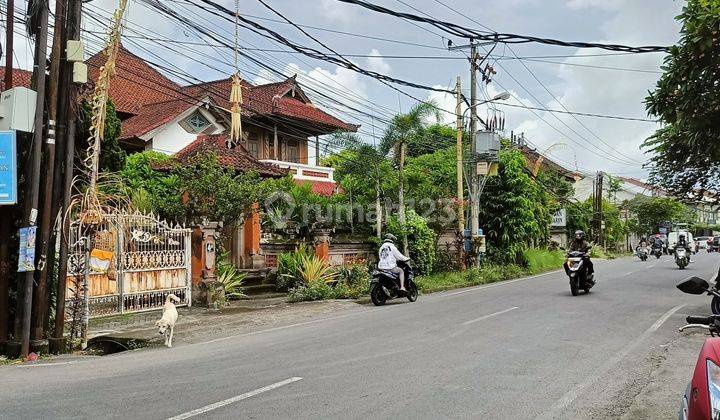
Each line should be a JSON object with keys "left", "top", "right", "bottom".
{"left": 538, "top": 304, "right": 684, "bottom": 420}
{"left": 167, "top": 377, "right": 303, "bottom": 420}
{"left": 462, "top": 307, "right": 519, "bottom": 326}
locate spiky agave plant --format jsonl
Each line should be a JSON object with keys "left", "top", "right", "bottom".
{"left": 298, "top": 254, "right": 336, "bottom": 285}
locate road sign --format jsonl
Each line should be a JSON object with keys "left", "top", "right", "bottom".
{"left": 0, "top": 130, "right": 17, "bottom": 205}
{"left": 476, "top": 162, "right": 489, "bottom": 175}
{"left": 551, "top": 209, "right": 567, "bottom": 227}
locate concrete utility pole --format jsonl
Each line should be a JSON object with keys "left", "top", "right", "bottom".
{"left": 32, "top": 0, "right": 67, "bottom": 342}
{"left": 468, "top": 41, "right": 480, "bottom": 238}
{"left": 398, "top": 141, "right": 408, "bottom": 255}
{"left": 0, "top": 0, "right": 15, "bottom": 345}
{"left": 455, "top": 76, "right": 464, "bottom": 233}
{"left": 52, "top": 0, "right": 83, "bottom": 353}
{"left": 19, "top": 0, "right": 50, "bottom": 358}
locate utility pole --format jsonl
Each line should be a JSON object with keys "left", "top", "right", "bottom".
{"left": 398, "top": 141, "right": 408, "bottom": 255}
{"left": 32, "top": 0, "right": 67, "bottom": 342}
{"left": 19, "top": 0, "right": 50, "bottom": 358}
{"left": 594, "top": 171, "right": 604, "bottom": 244}
{"left": 468, "top": 41, "right": 480, "bottom": 238}
{"left": 52, "top": 0, "right": 83, "bottom": 352}
{"left": 0, "top": 0, "right": 15, "bottom": 346}
{"left": 455, "top": 76, "right": 464, "bottom": 233}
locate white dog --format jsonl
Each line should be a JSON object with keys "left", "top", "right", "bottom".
{"left": 155, "top": 294, "right": 180, "bottom": 347}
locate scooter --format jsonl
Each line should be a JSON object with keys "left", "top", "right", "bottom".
{"left": 652, "top": 246, "right": 663, "bottom": 259}
{"left": 676, "top": 247, "right": 690, "bottom": 269}
{"left": 677, "top": 277, "right": 720, "bottom": 420}
{"left": 370, "top": 261, "right": 418, "bottom": 306}
{"left": 636, "top": 246, "right": 649, "bottom": 261}
{"left": 678, "top": 275, "right": 720, "bottom": 319}
{"left": 564, "top": 250, "right": 594, "bottom": 296}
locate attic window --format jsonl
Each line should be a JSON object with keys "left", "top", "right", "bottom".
{"left": 182, "top": 111, "right": 211, "bottom": 133}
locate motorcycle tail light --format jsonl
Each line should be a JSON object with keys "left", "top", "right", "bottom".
{"left": 707, "top": 359, "right": 720, "bottom": 418}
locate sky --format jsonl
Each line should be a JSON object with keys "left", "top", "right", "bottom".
{"left": 1, "top": 0, "right": 684, "bottom": 177}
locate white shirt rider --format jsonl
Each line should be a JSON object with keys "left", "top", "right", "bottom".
{"left": 378, "top": 234, "right": 410, "bottom": 291}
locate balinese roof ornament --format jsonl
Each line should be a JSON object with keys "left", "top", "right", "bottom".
{"left": 228, "top": 0, "right": 243, "bottom": 149}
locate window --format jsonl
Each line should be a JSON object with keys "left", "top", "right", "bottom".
{"left": 286, "top": 138, "right": 299, "bottom": 163}
{"left": 181, "top": 111, "right": 211, "bottom": 133}
{"left": 247, "top": 131, "right": 260, "bottom": 158}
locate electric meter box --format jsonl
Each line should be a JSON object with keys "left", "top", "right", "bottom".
{"left": 0, "top": 87, "right": 37, "bottom": 133}
{"left": 475, "top": 130, "right": 501, "bottom": 156}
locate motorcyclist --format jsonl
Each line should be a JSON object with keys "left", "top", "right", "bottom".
{"left": 568, "top": 230, "right": 594, "bottom": 282}
{"left": 652, "top": 234, "right": 664, "bottom": 250}
{"left": 637, "top": 236, "right": 648, "bottom": 252}
{"left": 676, "top": 233, "right": 692, "bottom": 261}
{"left": 378, "top": 233, "right": 410, "bottom": 291}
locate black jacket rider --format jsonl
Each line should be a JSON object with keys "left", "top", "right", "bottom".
{"left": 569, "top": 238, "right": 594, "bottom": 275}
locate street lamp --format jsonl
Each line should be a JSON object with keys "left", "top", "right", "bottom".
{"left": 461, "top": 91, "right": 511, "bottom": 128}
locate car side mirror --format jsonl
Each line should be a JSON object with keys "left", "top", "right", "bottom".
{"left": 677, "top": 276, "right": 710, "bottom": 295}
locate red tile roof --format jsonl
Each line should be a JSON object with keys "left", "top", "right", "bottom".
{"left": 120, "top": 98, "right": 195, "bottom": 140}
{"left": 0, "top": 68, "right": 32, "bottom": 91}
{"left": 297, "top": 179, "right": 338, "bottom": 197}
{"left": 84, "top": 47, "right": 358, "bottom": 137}
{"left": 172, "top": 134, "right": 289, "bottom": 178}
{"left": 87, "top": 45, "right": 182, "bottom": 115}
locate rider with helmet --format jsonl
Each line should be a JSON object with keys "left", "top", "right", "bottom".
{"left": 568, "top": 230, "right": 594, "bottom": 281}
{"left": 378, "top": 234, "right": 411, "bottom": 291}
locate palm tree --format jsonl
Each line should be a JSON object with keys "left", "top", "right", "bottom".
{"left": 380, "top": 102, "right": 440, "bottom": 254}
{"left": 327, "top": 132, "right": 387, "bottom": 238}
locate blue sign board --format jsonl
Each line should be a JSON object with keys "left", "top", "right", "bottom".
{"left": 0, "top": 130, "right": 17, "bottom": 205}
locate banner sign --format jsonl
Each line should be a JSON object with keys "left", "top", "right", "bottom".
{"left": 551, "top": 209, "right": 567, "bottom": 227}
{"left": 0, "top": 131, "right": 17, "bottom": 205}
{"left": 18, "top": 226, "right": 37, "bottom": 272}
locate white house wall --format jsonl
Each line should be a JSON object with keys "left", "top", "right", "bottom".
{"left": 143, "top": 106, "right": 225, "bottom": 155}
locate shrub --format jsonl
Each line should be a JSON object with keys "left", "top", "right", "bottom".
{"left": 387, "top": 210, "right": 437, "bottom": 275}
{"left": 523, "top": 248, "right": 566, "bottom": 274}
{"left": 216, "top": 252, "right": 247, "bottom": 301}
{"left": 332, "top": 264, "right": 370, "bottom": 299}
{"left": 287, "top": 281, "right": 336, "bottom": 302}
{"left": 276, "top": 244, "right": 313, "bottom": 291}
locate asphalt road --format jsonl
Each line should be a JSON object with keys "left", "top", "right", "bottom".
{"left": 3, "top": 253, "right": 720, "bottom": 420}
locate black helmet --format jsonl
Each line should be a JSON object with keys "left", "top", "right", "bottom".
{"left": 574, "top": 230, "right": 585, "bottom": 240}
{"left": 383, "top": 233, "right": 397, "bottom": 243}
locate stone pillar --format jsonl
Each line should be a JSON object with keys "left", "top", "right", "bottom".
{"left": 191, "top": 221, "right": 221, "bottom": 306}
{"left": 243, "top": 203, "right": 265, "bottom": 268}
{"left": 313, "top": 229, "right": 332, "bottom": 262}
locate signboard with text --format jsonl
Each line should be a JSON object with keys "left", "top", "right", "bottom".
{"left": 551, "top": 209, "right": 567, "bottom": 227}
{"left": 0, "top": 131, "right": 17, "bottom": 205}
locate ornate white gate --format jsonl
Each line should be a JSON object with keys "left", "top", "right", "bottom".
{"left": 66, "top": 212, "right": 192, "bottom": 318}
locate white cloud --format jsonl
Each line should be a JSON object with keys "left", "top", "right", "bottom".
{"left": 497, "top": 0, "right": 682, "bottom": 176}
{"left": 566, "top": 0, "right": 625, "bottom": 10}
{"left": 366, "top": 49, "right": 392, "bottom": 75}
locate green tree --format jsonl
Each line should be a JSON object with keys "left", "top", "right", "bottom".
{"left": 479, "top": 149, "right": 553, "bottom": 264}
{"left": 625, "top": 196, "right": 697, "bottom": 234}
{"left": 386, "top": 210, "right": 437, "bottom": 275}
{"left": 404, "top": 147, "right": 457, "bottom": 203}
{"left": 120, "top": 151, "right": 184, "bottom": 221}
{"left": 176, "top": 153, "right": 271, "bottom": 229}
{"left": 566, "top": 198, "right": 627, "bottom": 249}
{"left": 78, "top": 99, "right": 126, "bottom": 172}
{"left": 380, "top": 102, "right": 440, "bottom": 252}
{"left": 644, "top": 0, "right": 720, "bottom": 200}
{"left": 405, "top": 123, "right": 456, "bottom": 157}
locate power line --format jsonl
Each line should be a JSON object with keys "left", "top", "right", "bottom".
{"left": 334, "top": 0, "right": 670, "bottom": 53}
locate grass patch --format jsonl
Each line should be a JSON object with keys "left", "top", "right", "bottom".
{"left": 523, "top": 248, "right": 566, "bottom": 275}
{"left": 416, "top": 264, "right": 527, "bottom": 294}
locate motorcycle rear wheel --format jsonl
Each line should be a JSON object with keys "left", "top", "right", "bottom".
{"left": 406, "top": 283, "right": 418, "bottom": 302}
{"left": 712, "top": 296, "right": 720, "bottom": 315}
{"left": 370, "top": 284, "right": 387, "bottom": 306}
